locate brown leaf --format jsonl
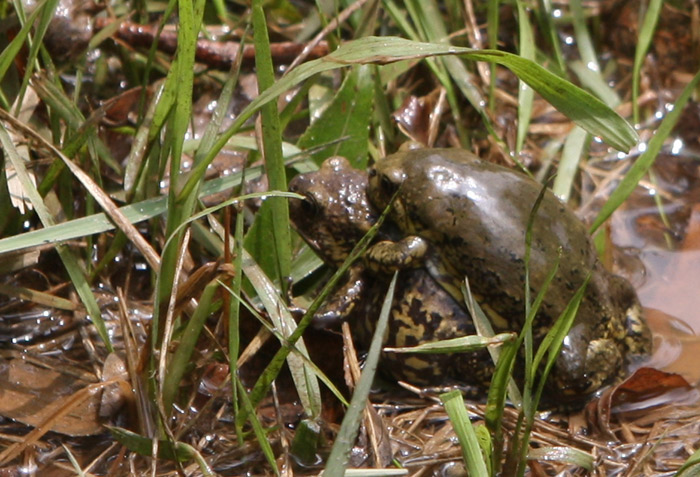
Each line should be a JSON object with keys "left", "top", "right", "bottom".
{"left": 0, "top": 358, "right": 102, "bottom": 436}
{"left": 585, "top": 367, "right": 692, "bottom": 439}
{"left": 608, "top": 367, "right": 691, "bottom": 405}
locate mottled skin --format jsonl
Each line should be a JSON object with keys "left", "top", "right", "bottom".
{"left": 366, "top": 148, "right": 652, "bottom": 399}
{"left": 289, "top": 157, "right": 492, "bottom": 388}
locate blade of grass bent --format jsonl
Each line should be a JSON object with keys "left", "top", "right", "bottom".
{"left": 0, "top": 108, "right": 161, "bottom": 270}
{"left": 0, "top": 166, "right": 264, "bottom": 255}
{"left": 184, "top": 36, "right": 636, "bottom": 203}
{"left": 465, "top": 49, "right": 637, "bottom": 152}
{"left": 324, "top": 272, "right": 398, "bottom": 476}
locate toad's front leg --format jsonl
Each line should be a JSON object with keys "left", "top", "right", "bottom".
{"left": 365, "top": 235, "right": 430, "bottom": 274}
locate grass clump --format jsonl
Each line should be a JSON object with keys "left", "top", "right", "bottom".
{"left": 0, "top": 0, "right": 692, "bottom": 474}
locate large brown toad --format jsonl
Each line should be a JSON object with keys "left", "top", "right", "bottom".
{"left": 366, "top": 148, "right": 652, "bottom": 399}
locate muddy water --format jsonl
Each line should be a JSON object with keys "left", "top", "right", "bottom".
{"left": 609, "top": 155, "right": 700, "bottom": 386}
{"left": 639, "top": 245, "right": 700, "bottom": 385}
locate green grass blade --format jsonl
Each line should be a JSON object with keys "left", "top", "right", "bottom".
{"left": 108, "top": 426, "right": 215, "bottom": 475}
{"left": 384, "top": 332, "right": 514, "bottom": 354}
{"left": 552, "top": 126, "right": 588, "bottom": 201}
{"left": 534, "top": 0, "right": 565, "bottom": 72}
{"left": 569, "top": 61, "right": 620, "bottom": 108}
{"left": 242, "top": 247, "right": 322, "bottom": 419}
{"left": 0, "top": 283, "right": 76, "bottom": 310}
{"left": 590, "top": 68, "right": 700, "bottom": 233}
{"left": 61, "top": 445, "right": 85, "bottom": 476}
{"left": 487, "top": 0, "right": 499, "bottom": 111}
{"left": 676, "top": 445, "right": 700, "bottom": 476}
{"left": 161, "top": 278, "right": 220, "bottom": 413}
{"left": 187, "top": 37, "right": 635, "bottom": 199}
{"left": 528, "top": 446, "right": 594, "bottom": 471}
{"left": 13, "top": 0, "right": 60, "bottom": 115}
{"left": 441, "top": 390, "right": 490, "bottom": 477}
{"left": 516, "top": 278, "right": 588, "bottom": 476}
{"left": 155, "top": 0, "right": 205, "bottom": 344}
{"left": 247, "top": 0, "right": 292, "bottom": 294}
{"left": 484, "top": 338, "right": 519, "bottom": 474}
{"left": 229, "top": 199, "right": 245, "bottom": 442}
{"left": 515, "top": 0, "right": 535, "bottom": 155}
{"left": 569, "top": 0, "right": 599, "bottom": 74}
{"left": 0, "top": 4, "right": 43, "bottom": 83}
{"left": 236, "top": 378, "right": 279, "bottom": 476}
{"left": 532, "top": 277, "right": 588, "bottom": 383}
{"left": 403, "top": 0, "right": 483, "bottom": 143}
{"left": 0, "top": 166, "right": 264, "bottom": 255}
{"left": 214, "top": 274, "right": 349, "bottom": 409}
{"left": 632, "top": 0, "right": 663, "bottom": 124}
{"left": 523, "top": 183, "right": 555, "bottom": 388}
{"left": 463, "top": 279, "right": 522, "bottom": 408}
{"left": 123, "top": 82, "right": 166, "bottom": 193}
{"left": 324, "top": 272, "right": 398, "bottom": 476}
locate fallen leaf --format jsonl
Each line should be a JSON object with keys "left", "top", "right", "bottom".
{"left": 585, "top": 367, "right": 692, "bottom": 439}
{"left": 0, "top": 358, "right": 103, "bottom": 436}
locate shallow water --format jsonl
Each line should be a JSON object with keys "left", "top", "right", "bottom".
{"left": 608, "top": 155, "right": 700, "bottom": 386}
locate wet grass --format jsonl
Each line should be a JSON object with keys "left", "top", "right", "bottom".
{"left": 0, "top": 0, "right": 695, "bottom": 474}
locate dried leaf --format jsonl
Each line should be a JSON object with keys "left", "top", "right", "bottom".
{"left": 585, "top": 367, "right": 692, "bottom": 438}
{"left": 0, "top": 358, "right": 103, "bottom": 437}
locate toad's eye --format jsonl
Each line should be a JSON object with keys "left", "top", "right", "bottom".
{"left": 301, "top": 194, "right": 319, "bottom": 216}
{"left": 380, "top": 174, "right": 398, "bottom": 196}
{"left": 368, "top": 167, "right": 377, "bottom": 178}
